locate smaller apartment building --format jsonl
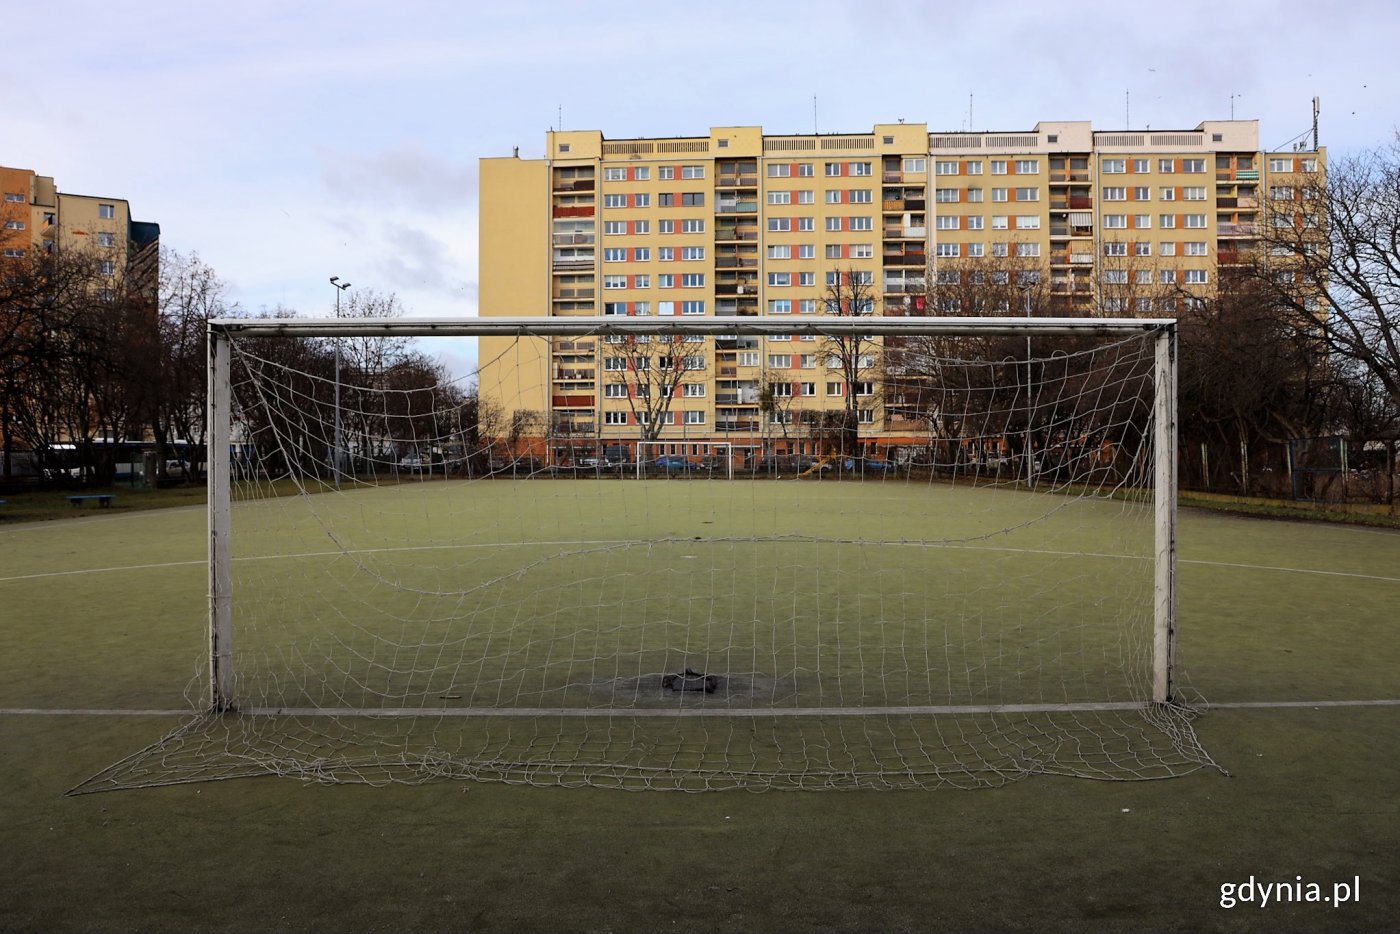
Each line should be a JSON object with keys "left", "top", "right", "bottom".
{"left": 477, "top": 121, "right": 1324, "bottom": 465}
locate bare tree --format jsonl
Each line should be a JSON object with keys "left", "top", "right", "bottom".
{"left": 820, "top": 268, "right": 881, "bottom": 457}
{"left": 600, "top": 332, "right": 698, "bottom": 446}
{"left": 1254, "top": 141, "right": 1400, "bottom": 417}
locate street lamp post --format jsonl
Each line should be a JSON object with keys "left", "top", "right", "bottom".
{"left": 330, "top": 276, "right": 352, "bottom": 485}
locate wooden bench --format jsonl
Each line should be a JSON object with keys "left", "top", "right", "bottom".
{"left": 67, "top": 494, "right": 115, "bottom": 509}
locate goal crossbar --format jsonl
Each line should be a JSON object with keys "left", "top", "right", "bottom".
{"left": 210, "top": 315, "right": 1176, "bottom": 340}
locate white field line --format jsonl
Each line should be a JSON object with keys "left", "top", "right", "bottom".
{"left": 3, "top": 699, "right": 1399, "bottom": 718}
{"left": 3, "top": 538, "right": 1399, "bottom": 586}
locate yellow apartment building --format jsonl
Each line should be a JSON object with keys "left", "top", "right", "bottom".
{"left": 0, "top": 165, "right": 160, "bottom": 297}
{"left": 477, "top": 122, "right": 1323, "bottom": 465}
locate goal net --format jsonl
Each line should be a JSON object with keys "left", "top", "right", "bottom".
{"left": 75, "top": 315, "right": 1219, "bottom": 793}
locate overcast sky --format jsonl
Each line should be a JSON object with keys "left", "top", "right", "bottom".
{"left": 4, "top": 0, "right": 1397, "bottom": 376}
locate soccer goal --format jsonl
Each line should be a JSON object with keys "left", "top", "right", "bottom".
{"left": 77, "top": 314, "right": 1220, "bottom": 793}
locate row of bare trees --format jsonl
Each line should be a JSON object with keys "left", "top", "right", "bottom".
{"left": 0, "top": 241, "right": 470, "bottom": 487}
{"left": 0, "top": 245, "right": 230, "bottom": 484}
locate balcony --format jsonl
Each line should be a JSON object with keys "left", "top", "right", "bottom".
{"left": 715, "top": 199, "right": 758, "bottom": 214}
{"left": 1236, "top": 170, "right": 1259, "bottom": 181}
{"left": 716, "top": 420, "right": 761, "bottom": 432}
{"left": 1218, "top": 222, "right": 1257, "bottom": 237}
{"left": 551, "top": 394, "right": 595, "bottom": 408}
{"left": 716, "top": 174, "right": 758, "bottom": 188}
{"left": 554, "top": 368, "right": 594, "bottom": 381}
{"left": 1069, "top": 196, "right": 1093, "bottom": 209}
{"left": 552, "top": 205, "right": 595, "bottom": 218}
{"left": 552, "top": 232, "right": 595, "bottom": 246}
{"left": 553, "top": 287, "right": 596, "bottom": 300}
{"left": 552, "top": 179, "right": 594, "bottom": 192}
{"left": 715, "top": 256, "right": 759, "bottom": 268}
{"left": 715, "top": 227, "right": 759, "bottom": 242}
{"left": 882, "top": 246, "right": 926, "bottom": 266}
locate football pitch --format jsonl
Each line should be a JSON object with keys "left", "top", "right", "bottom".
{"left": 1, "top": 479, "right": 1397, "bottom": 932}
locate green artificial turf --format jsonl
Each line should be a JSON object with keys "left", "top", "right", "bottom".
{"left": 1, "top": 478, "right": 1397, "bottom": 931}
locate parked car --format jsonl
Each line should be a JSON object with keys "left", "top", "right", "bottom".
{"left": 654, "top": 455, "right": 694, "bottom": 471}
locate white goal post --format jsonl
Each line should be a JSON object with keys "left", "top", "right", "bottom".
{"left": 188, "top": 314, "right": 1193, "bottom": 792}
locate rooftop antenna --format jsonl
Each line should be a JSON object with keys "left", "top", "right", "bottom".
{"left": 1312, "top": 96, "right": 1320, "bottom": 149}
{"left": 1230, "top": 93, "right": 1238, "bottom": 120}
{"left": 969, "top": 93, "right": 973, "bottom": 131}
{"left": 813, "top": 95, "right": 818, "bottom": 134}
{"left": 1125, "top": 90, "right": 1131, "bottom": 128}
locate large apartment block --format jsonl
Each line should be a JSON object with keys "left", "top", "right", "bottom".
{"left": 478, "top": 121, "right": 1323, "bottom": 464}
{"left": 0, "top": 164, "right": 160, "bottom": 300}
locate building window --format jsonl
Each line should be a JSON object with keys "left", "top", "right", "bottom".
{"left": 992, "top": 187, "right": 1008, "bottom": 202}
{"left": 681, "top": 246, "right": 704, "bottom": 260}
{"left": 1159, "top": 270, "right": 1177, "bottom": 284}
{"left": 1134, "top": 214, "right": 1151, "bottom": 229}
{"left": 768, "top": 164, "right": 792, "bottom": 178}
{"left": 1159, "top": 242, "right": 1176, "bottom": 256}
{"left": 604, "top": 384, "right": 627, "bottom": 398}
{"left": 1135, "top": 242, "right": 1151, "bottom": 256}
{"left": 1133, "top": 159, "right": 1150, "bottom": 173}
{"left": 1135, "top": 269, "right": 1153, "bottom": 285}
{"left": 3, "top": 192, "right": 23, "bottom": 203}
{"left": 1103, "top": 187, "right": 1127, "bottom": 201}
{"left": 681, "top": 219, "right": 704, "bottom": 233}
{"left": 850, "top": 162, "right": 872, "bottom": 176}
{"left": 903, "top": 158, "right": 926, "bottom": 173}
{"left": 1015, "top": 215, "right": 1040, "bottom": 229}
{"left": 1183, "top": 187, "right": 1207, "bottom": 201}
{"left": 934, "top": 188, "right": 959, "bottom": 203}
{"left": 799, "top": 299, "right": 817, "bottom": 314}
{"left": 768, "top": 191, "right": 791, "bottom": 205}
{"left": 1104, "top": 242, "right": 1127, "bottom": 256}
{"left": 768, "top": 218, "right": 791, "bottom": 232}
{"left": 991, "top": 160, "right": 1008, "bottom": 175}
{"left": 681, "top": 300, "right": 705, "bottom": 315}
{"left": 680, "top": 192, "right": 704, "bottom": 207}
{"left": 849, "top": 189, "right": 872, "bottom": 204}
{"left": 98, "top": 203, "right": 115, "bottom": 219}
{"left": 1184, "top": 242, "right": 1208, "bottom": 256}
{"left": 1160, "top": 187, "right": 1176, "bottom": 201}
{"left": 935, "top": 160, "right": 959, "bottom": 175}
{"left": 965, "top": 242, "right": 984, "bottom": 257}
{"left": 935, "top": 243, "right": 960, "bottom": 257}
{"left": 603, "top": 248, "right": 626, "bottom": 262}
{"left": 1102, "top": 159, "right": 1126, "bottom": 174}
{"left": 768, "top": 272, "right": 791, "bottom": 287}
{"left": 966, "top": 216, "right": 984, "bottom": 230}
{"left": 3, "top": 220, "right": 25, "bottom": 230}
{"left": 1016, "top": 243, "right": 1040, "bottom": 257}
{"left": 1184, "top": 214, "right": 1207, "bottom": 228}
{"left": 603, "top": 275, "right": 627, "bottom": 289}
{"left": 1185, "top": 269, "right": 1208, "bottom": 284}
{"left": 1158, "top": 159, "right": 1176, "bottom": 174}
{"left": 1103, "top": 270, "right": 1128, "bottom": 284}
{"left": 681, "top": 165, "right": 705, "bottom": 179}
{"left": 683, "top": 410, "right": 705, "bottom": 425}
{"left": 1015, "top": 187, "right": 1039, "bottom": 201}
{"left": 965, "top": 161, "right": 983, "bottom": 175}
{"left": 1015, "top": 159, "right": 1039, "bottom": 174}
{"left": 603, "top": 167, "right": 626, "bottom": 181}
{"left": 797, "top": 217, "right": 814, "bottom": 231}
{"left": 1159, "top": 214, "right": 1177, "bottom": 229}
{"left": 97, "top": 232, "right": 116, "bottom": 247}
{"left": 825, "top": 190, "right": 842, "bottom": 205}
{"left": 1104, "top": 214, "right": 1126, "bottom": 229}
{"left": 1134, "top": 186, "right": 1151, "bottom": 200}
{"left": 768, "top": 244, "right": 791, "bottom": 260}
{"left": 1182, "top": 159, "right": 1205, "bottom": 173}
{"left": 798, "top": 244, "right": 814, "bottom": 259}
{"left": 849, "top": 216, "right": 872, "bottom": 231}
{"left": 850, "top": 244, "right": 874, "bottom": 258}
{"left": 935, "top": 215, "right": 959, "bottom": 230}
{"left": 603, "top": 194, "right": 626, "bottom": 208}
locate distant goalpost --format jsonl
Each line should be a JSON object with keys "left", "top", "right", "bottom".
{"left": 75, "top": 314, "right": 1219, "bottom": 793}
